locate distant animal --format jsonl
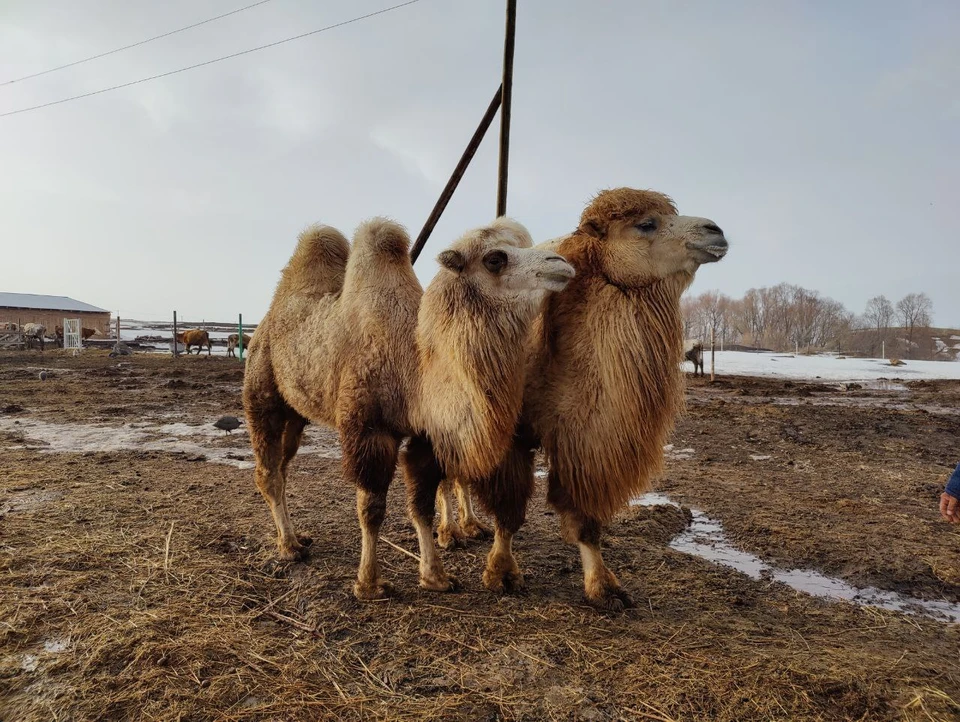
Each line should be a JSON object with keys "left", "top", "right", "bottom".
{"left": 213, "top": 416, "right": 243, "bottom": 434}
{"left": 440, "top": 188, "right": 728, "bottom": 610}
{"left": 0, "top": 322, "right": 17, "bottom": 332}
{"left": 54, "top": 325, "right": 98, "bottom": 346}
{"left": 684, "top": 340, "right": 704, "bottom": 376}
{"left": 226, "top": 333, "right": 252, "bottom": 357}
{"left": 22, "top": 323, "right": 46, "bottom": 351}
{"left": 175, "top": 329, "right": 211, "bottom": 356}
{"left": 244, "top": 216, "right": 573, "bottom": 600}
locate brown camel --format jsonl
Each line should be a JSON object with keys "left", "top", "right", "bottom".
{"left": 243, "top": 217, "right": 574, "bottom": 600}
{"left": 442, "top": 188, "right": 729, "bottom": 610}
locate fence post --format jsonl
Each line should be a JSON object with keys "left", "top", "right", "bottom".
{"left": 238, "top": 314, "right": 244, "bottom": 360}
{"left": 710, "top": 327, "right": 716, "bottom": 382}
{"left": 173, "top": 311, "right": 179, "bottom": 358}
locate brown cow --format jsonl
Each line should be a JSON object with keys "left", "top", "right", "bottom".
{"left": 54, "top": 325, "right": 98, "bottom": 347}
{"left": 176, "top": 329, "right": 212, "bottom": 355}
{"left": 226, "top": 333, "right": 252, "bottom": 357}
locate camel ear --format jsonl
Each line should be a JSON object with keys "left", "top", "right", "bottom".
{"left": 579, "top": 219, "right": 605, "bottom": 239}
{"left": 437, "top": 249, "right": 466, "bottom": 273}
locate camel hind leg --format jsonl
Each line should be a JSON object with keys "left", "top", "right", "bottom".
{"left": 436, "top": 478, "right": 493, "bottom": 550}
{"left": 436, "top": 479, "right": 467, "bottom": 550}
{"left": 456, "top": 479, "right": 493, "bottom": 540}
{"left": 245, "top": 364, "right": 310, "bottom": 561}
{"left": 547, "top": 472, "right": 635, "bottom": 612}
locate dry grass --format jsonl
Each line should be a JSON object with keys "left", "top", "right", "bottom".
{"left": 1, "top": 351, "right": 959, "bottom": 720}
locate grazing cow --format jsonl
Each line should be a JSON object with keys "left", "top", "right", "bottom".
{"left": 226, "top": 333, "right": 252, "bottom": 357}
{"left": 22, "top": 323, "right": 46, "bottom": 351}
{"left": 175, "top": 329, "right": 212, "bottom": 355}
{"left": 54, "top": 325, "right": 98, "bottom": 347}
{"left": 684, "top": 340, "right": 704, "bottom": 376}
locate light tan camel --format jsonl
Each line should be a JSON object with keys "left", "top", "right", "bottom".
{"left": 441, "top": 188, "right": 728, "bottom": 610}
{"left": 243, "top": 217, "right": 573, "bottom": 599}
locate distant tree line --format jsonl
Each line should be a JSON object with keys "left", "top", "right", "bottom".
{"left": 682, "top": 286, "right": 944, "bottom": 360}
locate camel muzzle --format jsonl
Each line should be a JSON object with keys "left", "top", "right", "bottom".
{"left": 687, "top": 234, "right": 728, "bottom": 264}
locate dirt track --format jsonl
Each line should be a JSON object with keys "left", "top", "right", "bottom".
{"left": 1, "top": 351, "right": 959, "bottom": 721}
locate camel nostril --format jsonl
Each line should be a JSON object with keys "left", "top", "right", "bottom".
{"left": 703, "top": 223, "right": 724, "bottom": 236}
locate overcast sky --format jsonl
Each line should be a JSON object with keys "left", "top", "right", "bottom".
{"left": 2, "top": 0, "right": 957, "bottom": 325}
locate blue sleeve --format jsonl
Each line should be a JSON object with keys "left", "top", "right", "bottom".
{"left": 946, "top": 464, "right": 960, "bottom": 499}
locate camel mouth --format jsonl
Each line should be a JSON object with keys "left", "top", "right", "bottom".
{"left": 687, "top": 241, "right": 728, "bottom": 264}
{"left": 537, "top": 262, "right": 576, "bottom": 290}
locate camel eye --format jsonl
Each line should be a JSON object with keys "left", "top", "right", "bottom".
{"left": 635, "top": 219, "right": 658, "bottom": 232}
{"left": 482, "top": 250, "right": 508, "bottom": 274}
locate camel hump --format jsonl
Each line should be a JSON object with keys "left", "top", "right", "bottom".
{"left": 351, "top": 217, "right": 410, "bottom": 261}
{"left": 279, "top": 224, "right": 350, "bottom": 296}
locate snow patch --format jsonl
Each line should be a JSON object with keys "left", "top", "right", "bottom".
{"left": 633, "top": 492, "right": 960, "bottom": 624}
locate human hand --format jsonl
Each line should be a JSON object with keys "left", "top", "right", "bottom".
{"left": 940, "top": 492, "right": 960, "bottom": 523}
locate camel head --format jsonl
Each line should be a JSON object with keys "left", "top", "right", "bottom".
{"left": 576, "top": 188, "right": 728, "bottom": 289}
{"left": 434, "top": 217, "right": 575, "bottom": 309}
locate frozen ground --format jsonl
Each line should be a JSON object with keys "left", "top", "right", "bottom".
{"left": 699, "top": 350, "right": 960, "bottom": 381}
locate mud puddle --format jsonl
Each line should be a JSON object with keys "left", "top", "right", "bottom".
{"left": 635, "top": 493, "right": 960, "bottom": 624}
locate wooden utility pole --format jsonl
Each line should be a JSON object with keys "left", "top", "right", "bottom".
{"left": 173, "top": 311, "right": 179, "bottom": 358}
{"left": 411, "top": 0, "right": 518, "bottom": 262}
{"left": 115, "top": 315, "right": 120, "bottom": 345}
{"left": 238, "top": 313, "right": 244, "bottom": 360}
{"left": 710, "top": 327, "right": 716, "bottom": 382}
{"left": 496, "top": 0, "right": 517, "bottom": 218}
{"left": 410, "top": 87, "right": 503, "bottom": 263}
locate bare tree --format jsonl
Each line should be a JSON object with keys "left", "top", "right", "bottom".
{"left": 863, "top": 295, "right": 894, "bottom": 355}
{"left": 896, "top": 293, "right": 933, "bottom": 357}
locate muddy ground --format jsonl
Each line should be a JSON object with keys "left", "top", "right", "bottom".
{"left": 1, "top": 351, "right": 958, "bottom": 721}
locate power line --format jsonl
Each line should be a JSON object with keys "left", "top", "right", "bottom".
{"left": 0, "top": 0, "right": 422, "bottom": 119}
{"left": 2, "top": 0, "right": 279, "bottom": 87}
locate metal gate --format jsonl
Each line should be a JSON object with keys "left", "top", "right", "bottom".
{"left": 64, "top": 318, "right": 82, "bottom": 351}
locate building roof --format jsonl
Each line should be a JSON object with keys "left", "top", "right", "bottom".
{"left": 0, "top": 292, "right": 109, "bottom": 314}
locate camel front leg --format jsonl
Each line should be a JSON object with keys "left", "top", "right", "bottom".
{"left": 342, "top": 429, "right": 399, "bottom": 600}
{"left": 472, "top": 438, "right": 535, "bottom": 595}
{"left": 402, "top": 436, "right": 460, "bottom": 592}
{"left": 550, "top": 473, "right": 635, "bottom": 612}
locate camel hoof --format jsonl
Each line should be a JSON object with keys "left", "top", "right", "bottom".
{"left": 436, "top": 525, "right": 467, "bottom": 550}
{"left": 585, "top": 587, "right": 636, "bottom": 613}
{"left": 278, "top": 541, "right": 310, "bottom": 562}
{"left": 461, "top": 520, "right": 493, "bottom": 540}
{"left": 482, "top": 567, "right": 525, "bottom": 595}
{"left": 420, "top": 573, "right": 461, "bottom": 593}
{"left": 353, "top": 579, "right": 395, "bottom": 601}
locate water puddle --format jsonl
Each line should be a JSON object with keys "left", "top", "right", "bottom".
{"left": 634, "top": 492, "right": 960, "bottom": 624}
{"left": 0, "top": 418, "right": 341, "bottom": 470}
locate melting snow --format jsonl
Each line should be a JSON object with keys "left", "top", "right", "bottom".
{"left": 633, "top": 492, "right": 960, "bottom": 624}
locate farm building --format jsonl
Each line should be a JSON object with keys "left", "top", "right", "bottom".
{"left": 0, "top": 292, "right": 111, "bottom": 336}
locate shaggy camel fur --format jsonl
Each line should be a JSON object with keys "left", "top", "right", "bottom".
{"left": 441, "top": 188, "right": 728, "bottom": 610}
{"left": 243, "top": 217, "right": 573, "bottom": 599}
